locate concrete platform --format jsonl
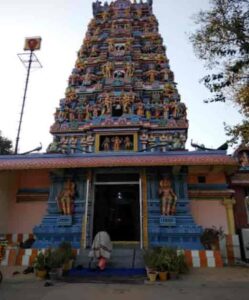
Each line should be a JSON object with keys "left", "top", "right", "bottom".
{"left": 1, "top": 267, "right": 249, "bottom": 300}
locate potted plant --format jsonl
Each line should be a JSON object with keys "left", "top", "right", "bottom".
{"left": 33, "top": 252, "right": 48, "bottom": 279}
{"left": 47, "top": 249, "right": 64, "bottom": 280}
{"left": 154, "top": 248, "right": 170, "bottom": 281}
{"left": 58, "top": 241, "right": 75, "bottom": 272}
{"left": 200, "top": 226, "right": 224, "bottom": 250}
{"left": 167, "top": 250, "right": 189, "bottom": 279}
{"left": 167, "top": 254, "right": 180, "bottom": 279}
{"left": 47, "top": 242, "right": 75, "bottom": 279}
{"left": 143, "top": 248, "right": 158, "bottom": 281}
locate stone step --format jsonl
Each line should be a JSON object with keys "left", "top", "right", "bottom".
{"left": 76, "top": 248, "right": 145, "bottom": 269}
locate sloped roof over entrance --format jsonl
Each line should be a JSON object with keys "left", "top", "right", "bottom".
{"left": 0, "top": 151, "right": 237, "bottom": 171}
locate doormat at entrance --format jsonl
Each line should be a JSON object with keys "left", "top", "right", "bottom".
{"left": 69, "top": 268, "right": 146, "bottom": 277}
{"left": 65, "top": 268, "right": 146, "bottom": 284}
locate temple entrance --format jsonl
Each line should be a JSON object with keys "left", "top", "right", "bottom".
{"left": 93, "top": 183, "right": 140, "bottom": 242}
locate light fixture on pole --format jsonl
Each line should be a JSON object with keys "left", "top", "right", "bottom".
{"left": 14, "top": 37, "right": 43, "bottom": 154}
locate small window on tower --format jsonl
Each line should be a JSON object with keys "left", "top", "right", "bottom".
{"left": 198, "top": 176, "right": 206, "bottom": 184}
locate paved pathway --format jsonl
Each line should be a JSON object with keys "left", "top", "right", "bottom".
{"left": 1, "top": 267, "right": 249, "bottom": 300}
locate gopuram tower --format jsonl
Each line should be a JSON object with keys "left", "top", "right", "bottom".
{"left": 50, "top": 0, "right": 187, "bottom": 153}
{"left": 34, "top": 0, "right": 203, "bottom": 251}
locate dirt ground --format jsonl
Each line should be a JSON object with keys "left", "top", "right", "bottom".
{"left": 1, "top": 266, "right": 249, "bottom": 300}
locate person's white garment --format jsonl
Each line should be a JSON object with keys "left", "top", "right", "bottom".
{"left": 89, "top": 231, "right": 112, "bottom": 259}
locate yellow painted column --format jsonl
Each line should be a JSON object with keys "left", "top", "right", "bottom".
{"left": 223, "top": 198, "right": 236, "bottom": 235}
{"left": 141, "top": 169, "right": 149, "bottom": 249}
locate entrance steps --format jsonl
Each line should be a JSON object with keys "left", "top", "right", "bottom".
{"left": 76, "top": 247, "right": 145, "bottom": 269}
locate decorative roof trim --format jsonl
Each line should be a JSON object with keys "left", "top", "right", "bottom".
{"left": 0, "top": 151, "right": 237, "bottom": 171}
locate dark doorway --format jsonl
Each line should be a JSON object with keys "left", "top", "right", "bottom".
{"left": 93, "top": 184, "right": 140, "bottom": 241}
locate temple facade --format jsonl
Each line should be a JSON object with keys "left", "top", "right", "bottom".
{"left": 0, "top": 0, "right": 238, "bottom": 257}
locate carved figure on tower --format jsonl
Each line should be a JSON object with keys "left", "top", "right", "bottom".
{"left": 102, "top": 93, "right": 112, "bottom": 115}
{"left": 140, "top": 132, "right": 148, "bottom": 151}
{"left": 124, "top": 136, "right": 132, "bottom": 150}
{"left": 125, "top": 62, "right": 135, "bottom": 78}
{"left": 102, "top": 137, "right": 111, "bottom": 151}
{"left": 112, "top": 136, "right": 122, "bottom": 151}
{"left": 122, "top": 93, "right": 133, "bottom": 114}
{"left": 65, "top": 87, "right": 77, "bottom": 102}
{"left": 145, "top": 67, "right": 159, "bottom": 83}
{"left": 102, "top": 61, "right": 114, "bottom": 78}
{"left": 60, "top": 136, "right": 69, "bottom": 154}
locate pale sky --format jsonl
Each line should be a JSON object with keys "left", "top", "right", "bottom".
{"left": 0, "top": 0, "right": 242, "bottom": 153}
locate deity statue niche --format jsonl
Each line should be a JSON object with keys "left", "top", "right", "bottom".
{"left": 159, "top": 177, "right": 177, "bottom": 216}
{"left": 57, "top": 179, "right": 76, "bottom": 215}
{"left": 99, "top": 135, "right": 134, "bottom": 152}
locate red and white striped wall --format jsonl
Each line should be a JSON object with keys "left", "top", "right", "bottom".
{"left": 219, "top": 234, "right": 241, "bottom": 265}
{"left": 0, "top": 248, "right": 80, "bottom": 267}
{"left": 3, "top": 233, "right": 35, "bottom": 245}
{"left": 182, "top": 250, "right": 223, "bottom": 268}
{"left": 0, "top": 233, "right": 231, "bottom": 268}
{"left": 1, "top": 248, "right": 223, "bottom": 267}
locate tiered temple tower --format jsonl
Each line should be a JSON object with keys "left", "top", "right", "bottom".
{"left": 48, "top": 0, "right": 187, "bottom": 154}
{"left": 34, "top": 0, "right": 203, "bottom": 250}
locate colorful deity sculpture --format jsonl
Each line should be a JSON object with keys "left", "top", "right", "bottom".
{"left": 124, "top": 136, "right": 132, "bottom": 150}
{"left": 159, "top": 178, "right": 177, "bottom": 216}
{"left": 112, "top": 136, "right": 122, "bottom": 151}
{"left": 57, "top": 179, "right": 76, "bottom": 215}
{"left": 102, "top": 137, "right": 111, "bottom": 151}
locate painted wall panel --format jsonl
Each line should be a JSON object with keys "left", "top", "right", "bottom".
{"left": 190, "top": 200, "right": 228, "bottom": 233}
{"left": 0, "top": 172, "right": 16, "bottom": 233}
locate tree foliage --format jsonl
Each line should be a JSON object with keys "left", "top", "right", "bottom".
{"left": 190, "top": 0, "right": 249, "bottom": 145}
{"left": 0, "top": 131, "right": 13, "bottom": 155}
